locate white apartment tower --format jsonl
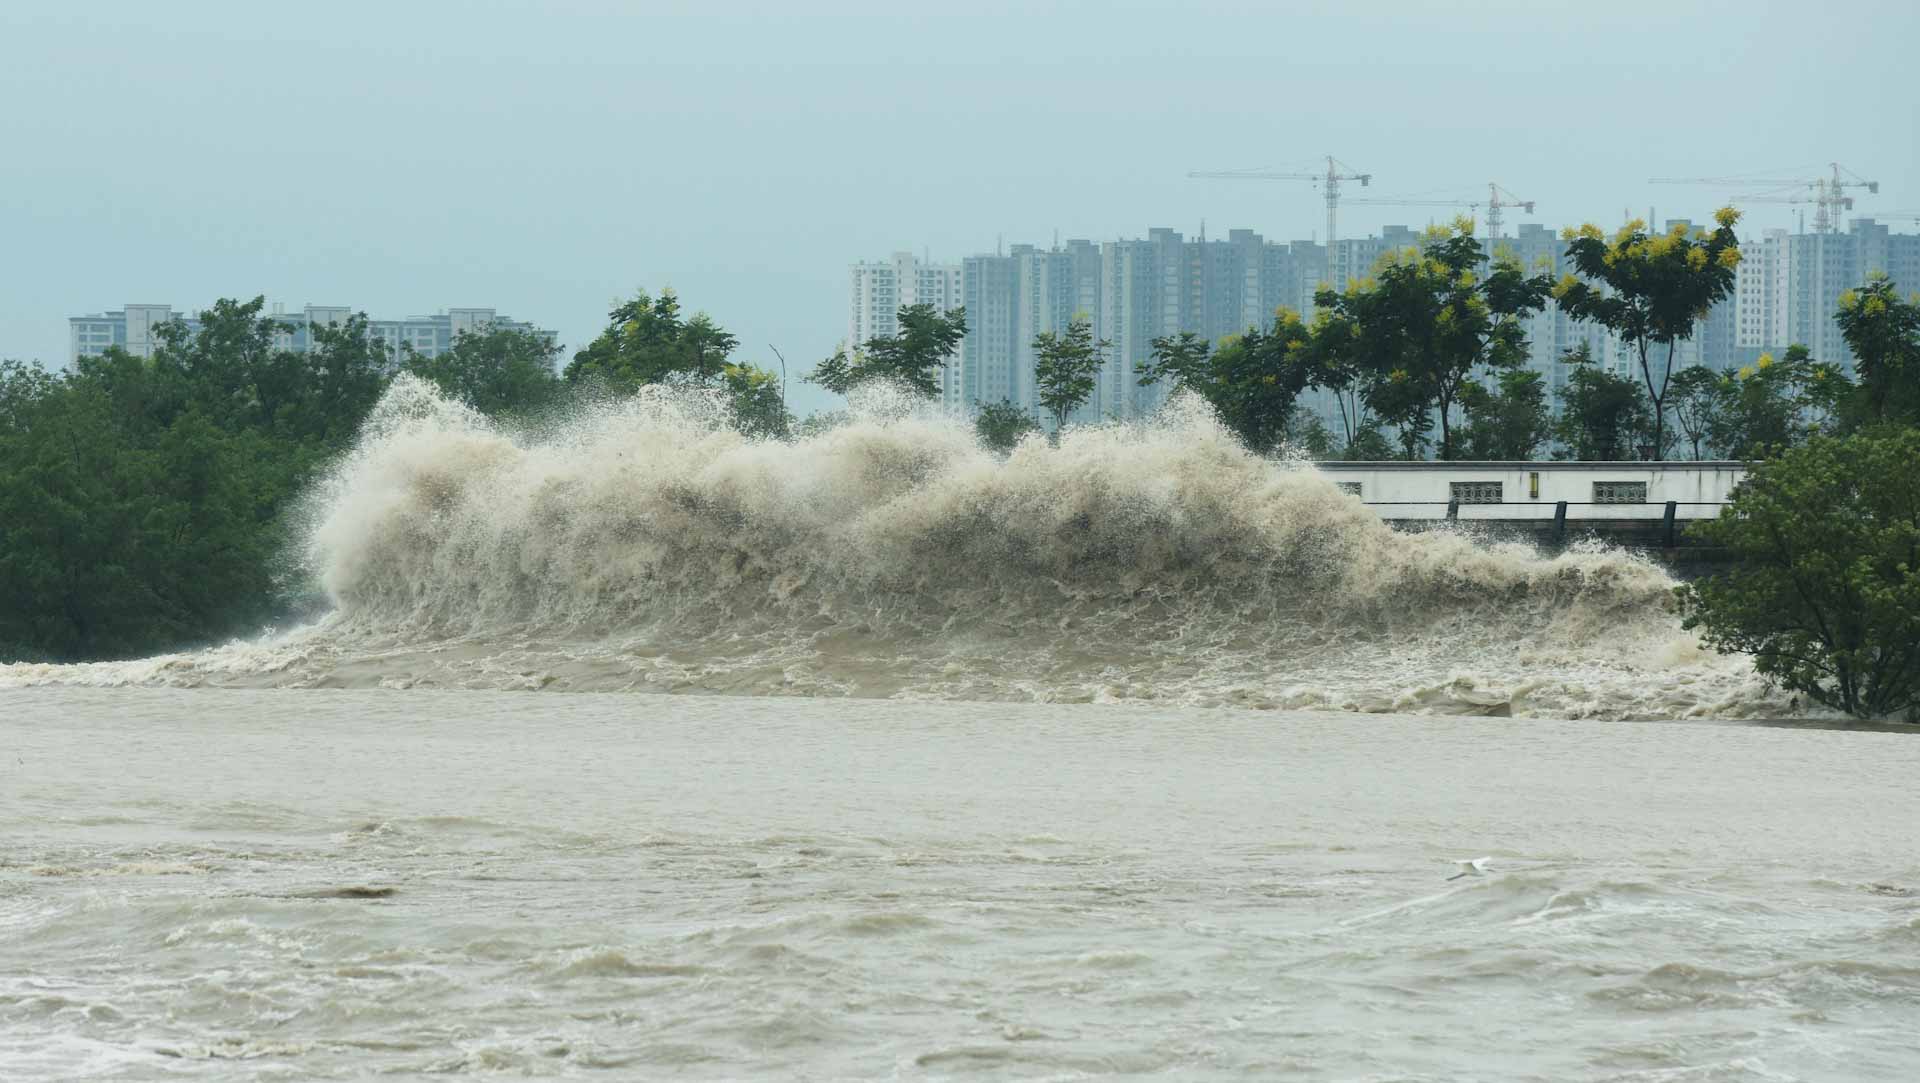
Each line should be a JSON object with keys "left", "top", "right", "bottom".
{"left": 848, "top": 251, "right": 964, "bottom": 404}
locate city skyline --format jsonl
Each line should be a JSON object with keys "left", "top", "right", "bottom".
{"left": 68, "top": 302, "right": 554, "bottom": 365}
{"left": 5, "top": 1, "right": 1919, "bottom": 418}
{"left": 854, "top": 213, "right": 1919, "bottom": 431}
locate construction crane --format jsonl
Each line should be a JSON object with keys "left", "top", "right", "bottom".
{"left": 1188, "top": 156, "right": 1371, "bottom": 246}
{"left": 1734, "top": 185, "right": 1855, "bottom": 229}
{"left": 1649, "top": 162, "right": 1879, "bottom": 233}
{"left": 1345, "top": 182, "right": 1535, "bottom": 241}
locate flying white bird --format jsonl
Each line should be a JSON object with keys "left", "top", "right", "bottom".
{"left": 1446, "top": 857, "right": 1492, "bottom": 881}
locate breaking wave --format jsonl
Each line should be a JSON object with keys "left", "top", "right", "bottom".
{"left": 1, "top": 377, "right": 1800, "bottom": 718}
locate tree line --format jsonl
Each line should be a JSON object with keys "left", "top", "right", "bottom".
{"left": 0, "top": 290, "right": 789, "bottom": 662}
{"left": 5, "top": 228, "right": 1919, "bottom": 720}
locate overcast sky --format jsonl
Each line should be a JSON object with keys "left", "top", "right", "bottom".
{"left": 5, "top": 0, "right": 1916, "bottom": 415}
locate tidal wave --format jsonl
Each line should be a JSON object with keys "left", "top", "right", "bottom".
{"left": 1, "top": 378, "right": 1799, "bottom": 718}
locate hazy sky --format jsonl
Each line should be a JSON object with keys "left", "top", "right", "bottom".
{"left": 5, "top": 0, "right": 1916, "bottom": 415}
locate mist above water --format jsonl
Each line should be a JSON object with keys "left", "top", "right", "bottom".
{"left": 2, "top": 378, "right": 1800, "bottom": 719}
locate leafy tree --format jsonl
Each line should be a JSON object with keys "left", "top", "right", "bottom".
{"left": 974, "top": 399, "right": 1039, "bottom": 453}
{"left": 792, "top": 410, "right": 850, "bottom": 439}
{"left": 720, "top": 362, "right": 790, "bottom": 439}
{"left": 296, "top": 315, "right": 402, "bottom": 444}
{"left": 1678, "top": 429, "right": 1920, "bottom": 721}
{"left": 1032, "top": 316, "right": 1105, "bottom": 434}
{"left": 1456, "top": 368, "right": 1551, "bottom": 460}
{"left": 564, "top": 287, "right": 783, "bottom": 436}
{"left": 1552, "top": 209, "right": 1743, "bottom": 457}
{"left": 1553, "top": 348, "right": 1653, "bottom": 460}
{"left": 0, "top": 296, "right": 414, "bottom": 662}
{"left": 1666, "top": 364, "right": 1723, "bottom": 460}
{"left": 1339, "top": 423, "right": 1398, "bottom": 461}
{"left": 1311, "top": 218, "right": 1550, "bottom": 459}
{"left": 1297, "top": 313, "right": 1379, "bottom": 452}
{"left": 0, "top": 353, "right": 319, "bottom": 661}
{"left": 1835, "top": 275, "right": 1920, "bottom": 427}
{"left": 1707, "top": 346, "right": 1850, "bottom": 460}
{"left": 1137, "top": 331, "right": 1210, "bottom": 388}
{"left": 1283, "top": 410, "right": 1338, "bottom": 458}
{"left": 1141, "top": 309, "right": 1315, "bottom": 455}
{"left": 808, "top": 304, "right": 967, "bottom": 398}
{"left": 404, "top": 326, "right": 564, "bottom": 419}
{"left": 565, "top": 288, "right": 737, "bottom": 392}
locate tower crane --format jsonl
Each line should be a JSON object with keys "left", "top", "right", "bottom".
{"left": 1345, "top": 182, "right": 1535, "bottom": 241}
{"left": 1649, "top": 162, "right": 1879, "bottom": 233}
{"left": 1188, "top": 156, "right": 1371, "bottom": 246}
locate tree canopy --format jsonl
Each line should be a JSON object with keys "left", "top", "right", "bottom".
{"left": 1455, "top": 368, "right": 1551, "bottom": 460}
{"left": 0, "top": 298, "right": 395, "bottom": 661}
{"left": 566, "top": 287, "right": 787, "bottom": 436}
{"left": 809, "top": 304, "right": 967, "bottom": 398}
{"left": 1552, "top": 209, "right": 1742, "bottom": 456}
{"left": 973, "top": 400, "right": 1039, "bottom": 454}
{"left": 1552, "top": 346, "right": 1653, "bottom": 461}
{"left": 1835, "top": 276, "right": 1920, "bottom": 427}
{"left": 1032, "top": 316, "right": 1105, "bottom": 433}
{"left": 1140, "top": 308, "right": 1315, "bottom": 456}
{"left": 1312, "top": 219, "right": 1550, "bottom": 460}
{"left": 404, "top": 326, "right": 564, "bottom": 420}
{"left": 1679, "top": 429, "right": 1920, "bottom": 721}
{"left": 564, "top": 289, "right": 737, "bottom": 392}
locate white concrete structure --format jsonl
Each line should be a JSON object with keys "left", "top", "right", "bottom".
{"left": 1312, "top": 461, "right": 1747, "bottom": 521}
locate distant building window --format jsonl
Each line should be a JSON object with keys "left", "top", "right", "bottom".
{"left": 1593, "top": 481, "right": 1648, "bottom": 505}
{"left": 1335, "top": 481, "right": 1361, "bottom": 498}
{"left": 1450, "top": 481, "right": 1503, "bottom": 505}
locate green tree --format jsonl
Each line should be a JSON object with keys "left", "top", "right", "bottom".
{"left": 720, "top": 362, "right": 790, "bottom": 439}
{"left": 1297, "top": 311, "right": 1380, "bottom": 453}
{"left": 1707, "top": 346, "right": 1850, "bottom": 460}
{"left": 1138, "top": 330, "right": 1210, "bottom": 388}
{"left": 1552, "top": 209, "right": 1743, "bottom": 457}
{"left": 1678, "top": 429, "right": 1920, "bottom": 721}
{"left": 0, "top": 362, "right": 297, "bottom": 661}
{"left": 404, "top": 326, "right": 564, "bottom": 419}
{"left": 0, "top": 296, "right": 407, "bottom": 662}
{"left": 1456, "top": 368, "right": 1551, "bottom": 460}
{"left": 1666, "top": 364, "right": 1723, "bottom": 460}
{"left": 565, "top": 288, "right": 738, "bottom": 392}
{"left": 1140, "top": 308, "right": 1315, "bottom": 455}
{"left": 1311, "top": 218, "right": 1550, "bottom": 460}
{"left": 1339, "top": 423, "right": 1398, "bottom": 461}
{"left": 1834, "top": 276, "right": 1920, "bottom": 427}
{"left": 563, "top": 288, "right": 784, "bottom": 436}
{"left": 1032, "top": 316, "right": 1105, "bottom": 434}
{"left": 1284, "top": 410, "right": 1338, "bottom": 458}
{"left": 808, "top": 304, "right": 967, "bottom": 398}
{"left": 1553, "top": 348, "right": 1654, "bottom": 460}
{"left": 974, "top": 399, "right": 1039, "bottom": 453}
{"left": 792, "top": 410, "right": 850, "bottom": 439}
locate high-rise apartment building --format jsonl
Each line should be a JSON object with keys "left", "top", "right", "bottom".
{"left": 68, "top": 303, "right": 551, "bottom": 364}
{"left": 853, "top": 215, "right": 1919, "bottom": 439}
{"left": 848, "top": 251, "right": 964, "bottom": 405}
{"left": 1725, "top": 218, "right": 1919, "bottom": 371}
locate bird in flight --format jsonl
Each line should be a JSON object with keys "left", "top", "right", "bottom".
{"left": 1446, "top": 857, "right": 1492, "bottom": 881}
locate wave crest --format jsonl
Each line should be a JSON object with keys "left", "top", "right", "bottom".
{"left": 3, "top": 379, "right": 1798, "bottom": 718}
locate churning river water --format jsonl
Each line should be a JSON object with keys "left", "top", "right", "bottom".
{"left": 4, "top": 690, "right": 1918, "bottom": 1081}
{"left": 4, "top": 383, "right": 1917, "bottom": 1078}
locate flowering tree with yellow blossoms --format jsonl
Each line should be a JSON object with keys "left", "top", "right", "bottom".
{"left": 1311, "top": 218, "right": 1550, "bottom": 460}
{"left": 1835, "top": 275, "right": 1920, "bottom": 426}
{"left": 1552, "top": 208, "right": 1743, "bottom": 458}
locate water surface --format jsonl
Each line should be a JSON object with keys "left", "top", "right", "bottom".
{"left": 4, "top": 689, "right": 1916, "bottom": 1080}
